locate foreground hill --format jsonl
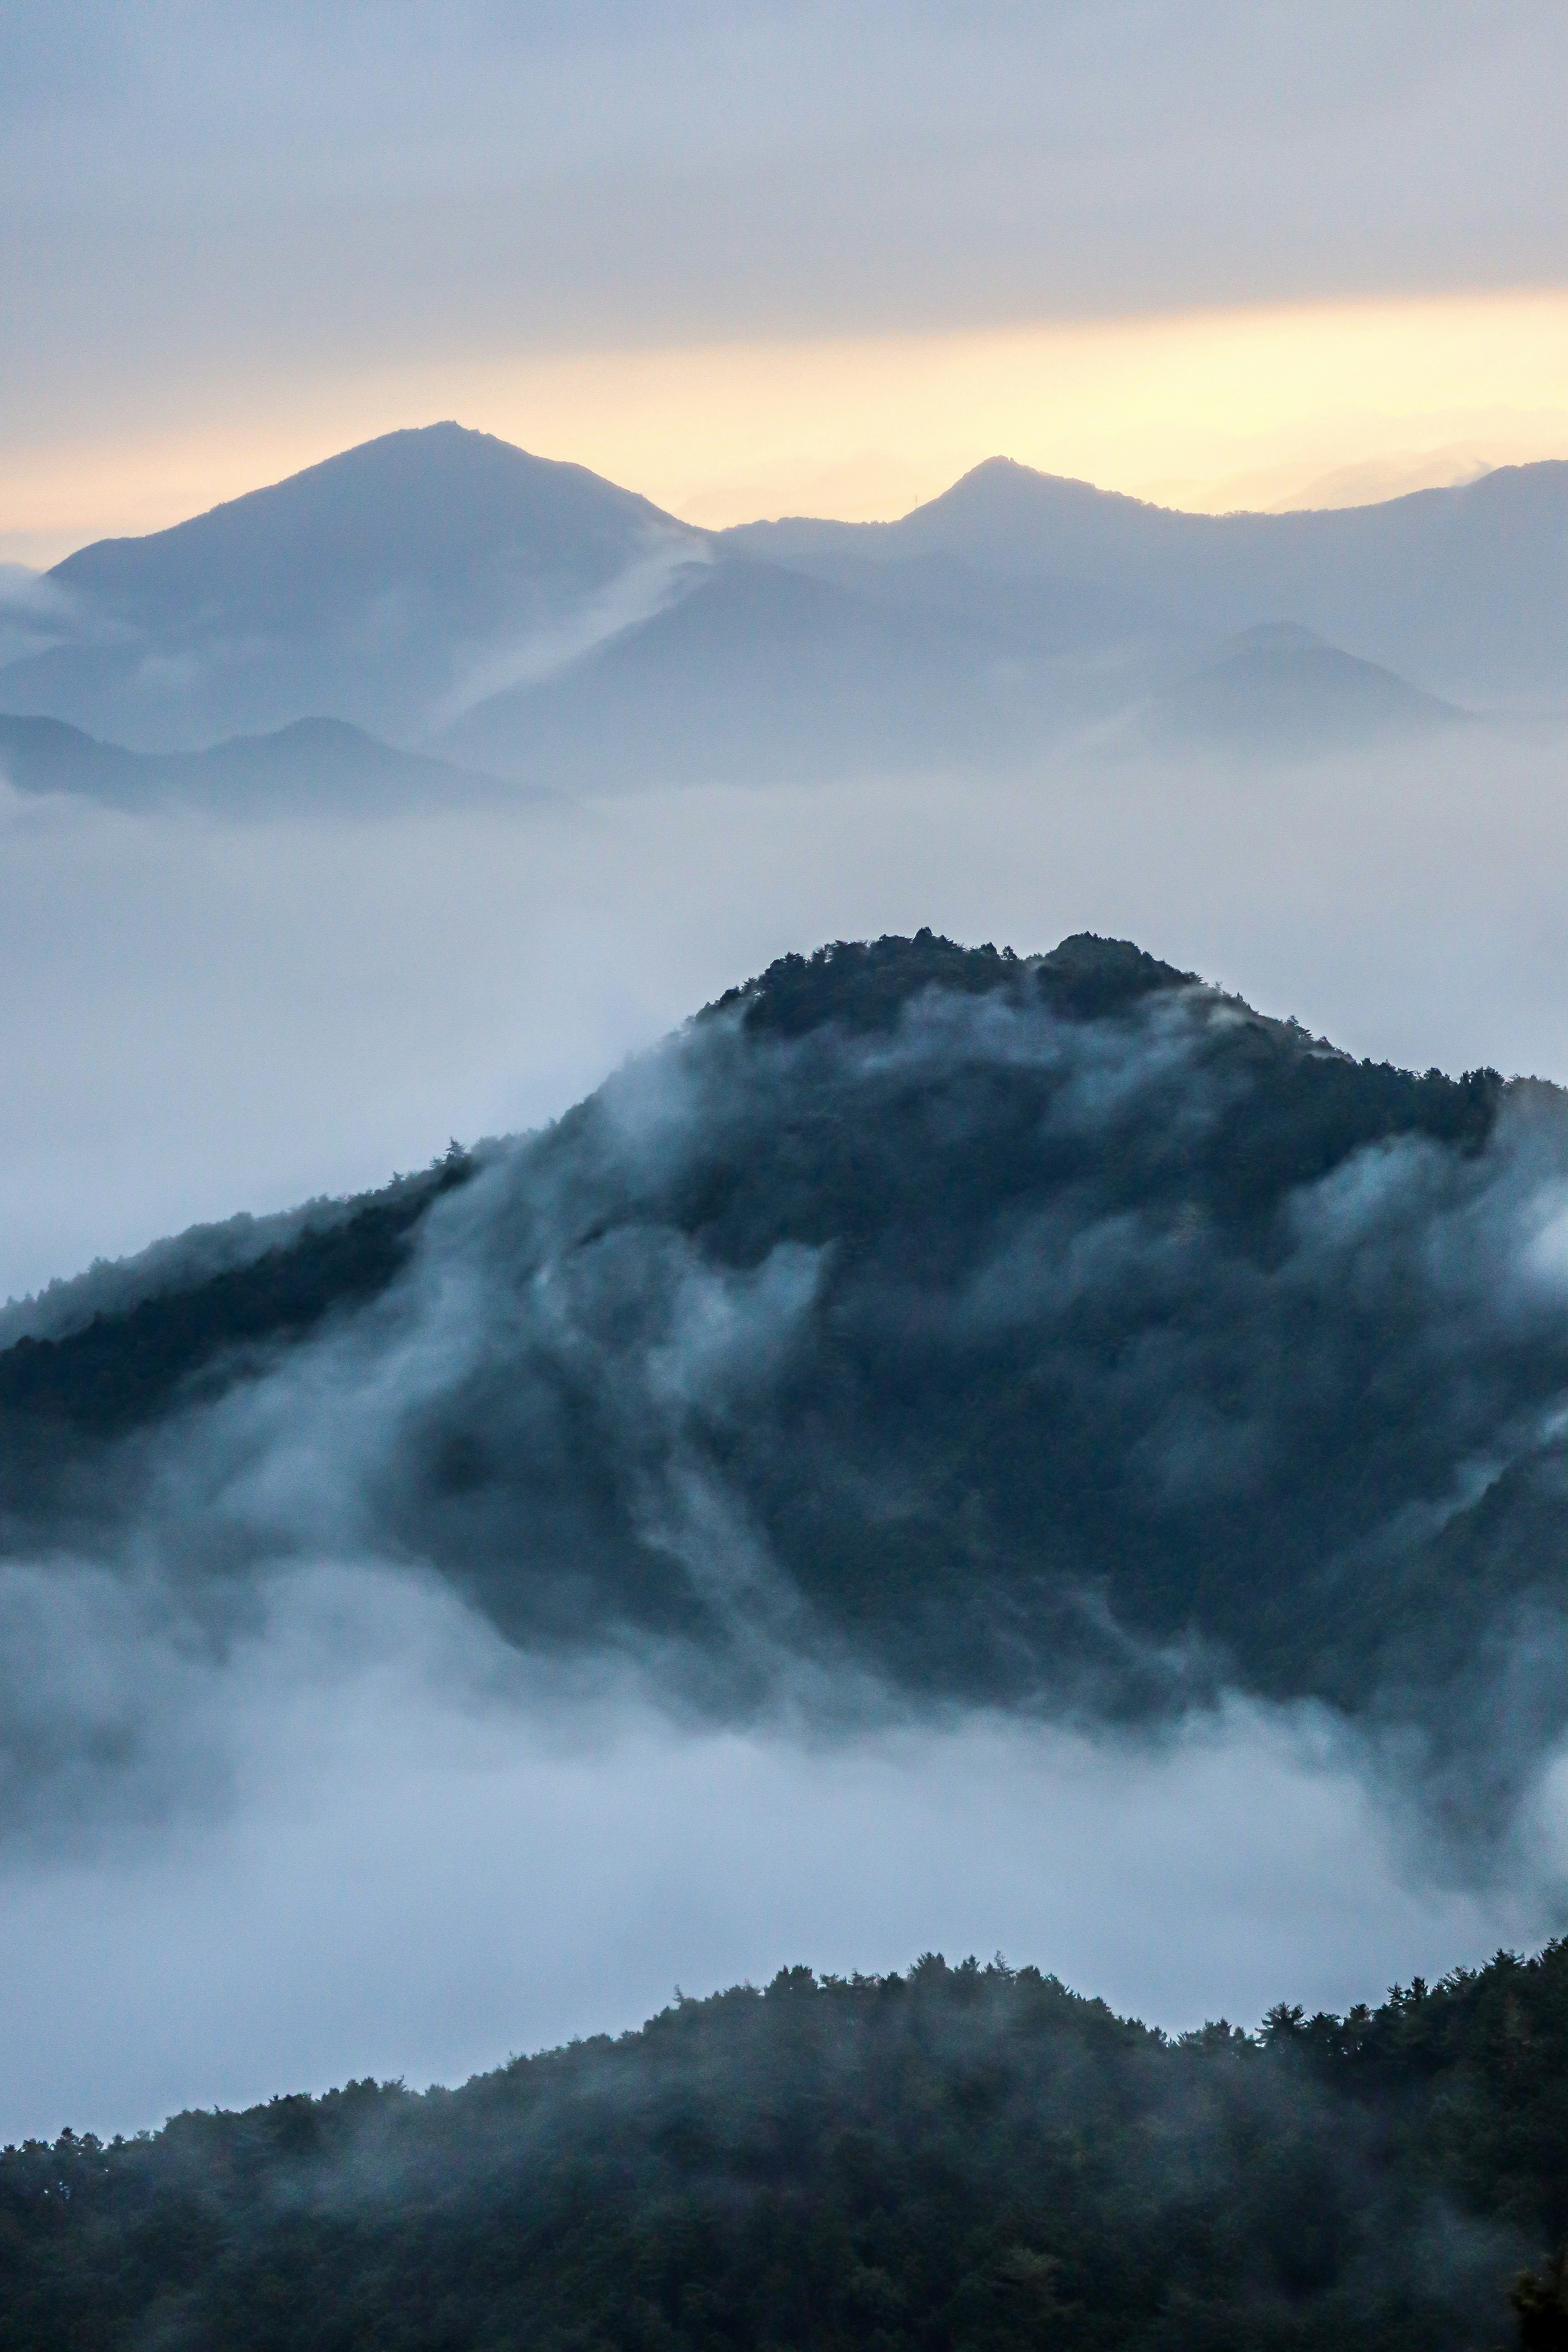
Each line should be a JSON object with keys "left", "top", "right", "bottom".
{"left": 1, "top": 933, "right": 1561, "bottom": 1848}
{"left": 2, "top": 1942, "right": 1563, "bottom": 2350}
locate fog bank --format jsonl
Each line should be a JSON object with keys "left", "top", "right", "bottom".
{"left": 0, "top": 731, "right": 1561, "bottom": 1304}
{"left": 0, "top": 1558, "right": 1558, "bottom": 2145}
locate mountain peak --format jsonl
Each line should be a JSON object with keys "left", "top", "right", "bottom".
{"left": 49, "top": 425, "right": 690, "bottom": 610}
{"left": 704, "top": 929, "right": 1192, "bottom": 1038}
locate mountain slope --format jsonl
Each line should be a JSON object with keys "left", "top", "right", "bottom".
{"left": 2, "top": 933, "right": 1560, "bottom": 1836}
{"left": 0, "top": 425, "right": 704, "bottom": 749}
{"left": 1136, "top": 624, "right": 1466, "bottom": 755}
{"left": 0, "top": 711, "right": 527, "bottom": 810}
{"left": 3, "top": 435, "right": 1557, "bottom": 773}
{"left": 2, "top": 1943, "right": 1563, "bottom": 2352}
{"left": 435, "top": 555, "right": 1147, "bottom": 784}
{"left": 726, "top": 458, "right": 1568, "bottom": 704}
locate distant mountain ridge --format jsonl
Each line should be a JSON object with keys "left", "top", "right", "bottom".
{"left": 0, "top": 711, "right": 523, "bottom": 811}
{"left": 0, "top": 428, "right": 1559, "bottom": 788}
{"left": 0, "top": 425, "right": 704, "bottom": 751}
{"left": 1134, "top": 624, "right": 1466, "bottom": 756}
{"left": 726, "top": 455, "right": 1568, "bottom": 705}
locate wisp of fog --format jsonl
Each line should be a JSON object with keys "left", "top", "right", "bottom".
{"left": 0, "top": 771, "right": 1562, "bottom": 2138}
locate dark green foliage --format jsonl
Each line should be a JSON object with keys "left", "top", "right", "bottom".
{"left": 1, "top": 1941, "right": 1562, "bottom": 2351}
{"left": 1511, "top": 2248, "right": 1568, "bottom": 2350}
{"left": 705, "top": 930, "right": 1191, "bottom": 1036}
{"left": 0, "top": 1154, "right": 471, "bottom": 1439}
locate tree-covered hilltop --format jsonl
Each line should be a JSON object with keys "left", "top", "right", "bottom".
{"left": 1, "top": 1941, "right": 1563, "bottom": 2352}
{"left": 0, "top": 933, "right": 1559, "bottom": 1827}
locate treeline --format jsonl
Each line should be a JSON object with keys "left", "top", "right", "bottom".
{"left": 1, "top": 1941, "right": 1563, "bottom": 2350}
{"left": 0, "top": 1148, "right": 473, "bottom": 1443}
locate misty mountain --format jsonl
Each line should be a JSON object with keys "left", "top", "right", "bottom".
{"left": 2, "top": 1942, "right": 1563, "bottom": 2351}
{"left": 728, "top": 457, "right": 1568, "bottom": 707}
{"left": 0, "top": 425, "right": 705, "bottom": 751}
{"left": 1, "top": 933, "right": 1560, "bottom": 1846}
{"left": 0, "top": 711, "right": 527, "bottom": 813}
{"left": 433, "top": 553, "right": 1150, "bottom": 785}
{"left": 1, "top": 429, "right": 1559, "bottom": 784}
{"left": 1132, "top": 624, "right": 1467, "bottom": 757}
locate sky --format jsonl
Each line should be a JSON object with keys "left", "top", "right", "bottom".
{"left": 2, "top": 1, "right": 1565, "bottom": 559}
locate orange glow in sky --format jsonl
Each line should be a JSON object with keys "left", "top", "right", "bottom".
{"left": 3, "top": 288, "right": 1564, "bottom": 566}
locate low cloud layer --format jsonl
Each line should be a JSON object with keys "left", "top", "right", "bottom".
{"left": 0, "top": 746, "right": 1561, "bottom": 2142}
{"left": 0, "top": 733, "right": 1562, "bottom": 1304}
{"left": 0, "top": 1554, "right": 1557, "bottom": 2145}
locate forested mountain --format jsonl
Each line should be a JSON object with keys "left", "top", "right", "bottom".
{"left": 2, "top": 933, "right": 1560, "bottom": 1847}
{"left": 2, "top": 1940, "right": 1564, "bottom": 2351}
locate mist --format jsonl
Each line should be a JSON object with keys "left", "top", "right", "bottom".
{"left": 0, "top": 1552, "right": 1559, "bottom": 2146}
{"left": 0, "top": 735, "right": 1562, "bottom": 2147}
{"left": 1, "top": 728, "right": 1562, "bottom": 1306}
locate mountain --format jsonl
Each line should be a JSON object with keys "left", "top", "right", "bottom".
{"left": 0, "top": 425, "right": 704, "bottom": 750}
{"left": 727, "top": 457, "right": 1568, "bottom": 706}
{"left": 0, "top": 711, "right": 529, "bottom": 811}
{"left": 1134, "top": 623, "right": 1466, "bottom": 756}
{"left": 2, "top": 933, "right": 1560, "bottom": 1840}
{"left": 2, "top": 1942, "right": 1562, "bottom": 2350}
{"left": 2, "top": 432, "right": 1559, "bottom": 780}
{"left": 433, "top": 552, "right": 1155, "bottom": 784}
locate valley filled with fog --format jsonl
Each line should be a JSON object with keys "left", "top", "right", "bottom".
{"left": 0, "top": 432, "right": 1563, "bottom": 2150}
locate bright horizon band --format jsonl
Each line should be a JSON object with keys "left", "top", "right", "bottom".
{"left": 2, "top": 287, "right": 1563, "bottom": 568}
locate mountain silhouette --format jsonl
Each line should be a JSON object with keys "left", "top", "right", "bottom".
{"left": 2, "top": 932, "right": 1558, "bottom": 1837}
{"left": 1135, "top": 624, "right": 1466, "bottom": 755}
{"left": 0, "top": 424, "right": 702, "bottom": 749}
{"left": 728, "top": 456, "right": 1568, "bottom": 705}
{"left": 434, "top": 553, "right": 1143, "bottom": 783}
{"left": 0, "top": 710, "right": 528, "bottom": 811}
{"left": 1, "top": 432, "right": 1559, "bottom": 775}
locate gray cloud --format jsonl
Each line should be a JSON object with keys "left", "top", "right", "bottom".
{"left": 1, "top": 4, "right": 1562, "bottom": 439}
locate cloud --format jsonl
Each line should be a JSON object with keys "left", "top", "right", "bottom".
{"left": 426, "top": 533, "right": 713, "bottom": 731}
{"left": 0, "top": 765, "right": 1561, "bottom": 2136}
{"left": 0, "top": 4, "right": 1562, "bottom": 481}
{"left": 0, "top": 1548, "right": 1557, "bottom": 2143}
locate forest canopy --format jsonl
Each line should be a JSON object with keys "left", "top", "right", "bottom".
{"left": 1, "top": 1940, "right": 1564, "bottom": 2351}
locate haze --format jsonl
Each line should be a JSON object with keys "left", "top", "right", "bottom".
{"left": 0, "top": 3, "right": 1563, "bottom": 2160}
{"left": 3, "top": 4, "right": 1565, "bottom": 559}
